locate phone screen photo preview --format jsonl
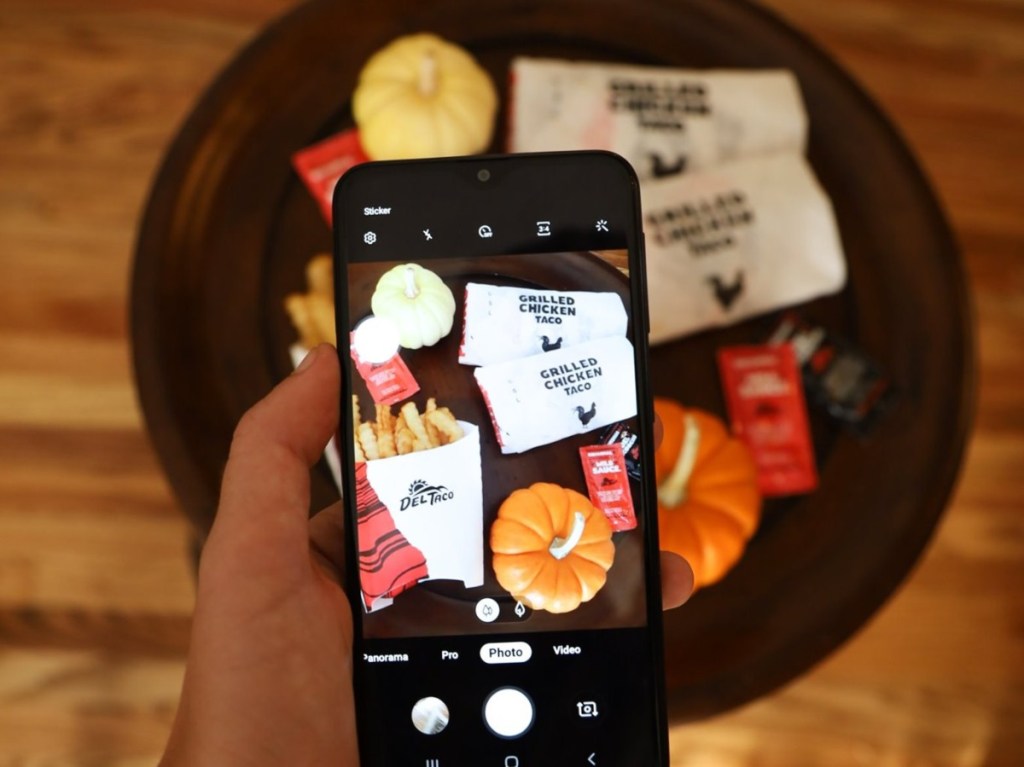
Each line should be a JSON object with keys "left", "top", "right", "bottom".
{"left": 336, "top": 159, "right": 666, "bottom": 765}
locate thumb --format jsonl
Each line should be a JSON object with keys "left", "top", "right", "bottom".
{"left": 213, "top": 344, "right": 340, "bottom": 556}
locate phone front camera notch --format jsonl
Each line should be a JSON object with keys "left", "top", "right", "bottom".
{"left": 477, "top": 168, "right": 491, "bottom": 182}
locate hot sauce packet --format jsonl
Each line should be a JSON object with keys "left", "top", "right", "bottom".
{"left": 717, "top": 344, "right": 818, "bottom": 496}
{"left": 349, "top": 333, "right": 420, "bottom": 406}
{"left": 580, "top": 443, "right": 637, "bottom": 532}
{"left": 292, "top": 129, "right": 369, "bottom": 225}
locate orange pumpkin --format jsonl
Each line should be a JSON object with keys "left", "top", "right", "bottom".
{"left": 491, "top": 482, "right": 615, "bottom": 614}
{"left": 655, "top": 398, "right": 761, "bottom": 590}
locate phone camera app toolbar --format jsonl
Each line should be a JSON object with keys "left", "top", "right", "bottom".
{"left": 355, "top": 213, "right": 617, "bottom": 248}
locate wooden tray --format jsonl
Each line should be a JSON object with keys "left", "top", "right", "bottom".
{"left": 131, "top": 0, "right": 974, "bottom": 721}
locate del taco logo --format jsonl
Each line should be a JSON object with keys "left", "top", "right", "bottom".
{"left": 399, "top": 479, "right": 455, "bottom": 511}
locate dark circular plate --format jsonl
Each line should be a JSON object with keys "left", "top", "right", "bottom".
{"left": 131, "top": 0, "right": 974, "bottom": 721}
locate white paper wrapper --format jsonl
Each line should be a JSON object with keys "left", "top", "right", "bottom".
{"left": 459, "top": 283, "right": 628, "bottom": 367}
{"left": 510, "top": 58, "right": 807, "bottom": 179}
{"left": 474, "top": 336, "right": 637, "bottom": 454}
{"left": 642, "top": 153, "right": 846, "bottom": 344}
{"left": 361, "top": 422, "right": 484, "bottom": 612}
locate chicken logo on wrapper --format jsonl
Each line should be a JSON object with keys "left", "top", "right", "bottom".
{"left": 351, "top": 397, "right": 484, "bottom": 612}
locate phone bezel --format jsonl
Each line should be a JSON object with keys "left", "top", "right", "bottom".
{"left": 333, "top": 150, "right": 668, "bottom": 765}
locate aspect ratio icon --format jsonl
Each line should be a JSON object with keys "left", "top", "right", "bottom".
{"left": 478, "top": 224, "right": 493, "bottom": 238}
{"left": 536, "top": 220, "right": 551, "bottom": 236}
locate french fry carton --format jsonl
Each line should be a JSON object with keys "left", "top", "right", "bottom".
{"left": 358, "top": 422, "right": 484, "bottom": 611}
{"left": 290, "top": 346, "right": 484, "bottom": 612}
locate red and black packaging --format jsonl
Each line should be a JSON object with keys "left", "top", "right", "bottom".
{"left": 718, "top": 344, "right": 818, "bottom": 496}
{"left": 768, "top": 313, "right": 894, "bottom": 435}
{"left": 349, "top": 333, "right": 420, "bottom": 406}
{"left": 599, "top": 421, "right": 643, "bottom": 481}
{"left": 292, "top": 129, "right": 369, "bottom": 225}
{"left": 579, "top": 443, "right": 637, "bottom": 532}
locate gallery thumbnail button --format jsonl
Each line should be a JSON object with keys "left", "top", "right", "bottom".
{"left": 480, "top": 641, "right": 533, "bottom": 664}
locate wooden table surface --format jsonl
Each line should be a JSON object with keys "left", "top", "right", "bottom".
{"left": 1, "top": 0, "right": 1021, "bottom": 764}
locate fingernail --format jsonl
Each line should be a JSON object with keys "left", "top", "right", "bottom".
{"left": 295, "top": 344, "right": 320, "bottom": 374}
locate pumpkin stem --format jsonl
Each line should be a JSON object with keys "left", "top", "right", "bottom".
{"left": 549, "top": 511, "right": 586, "bottom": 560}
{"left": 658, "top": 413, "right": 700, "bottom": 507}
{"left": 419, "top": 51, "right": 438, "bottom": 97}
{"left": 403, "top": 265, "right": 420, "bottom": 299}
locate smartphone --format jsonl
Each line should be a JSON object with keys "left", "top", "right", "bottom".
{"left": 333, "top": 151, "right": 667, "bottom": 766}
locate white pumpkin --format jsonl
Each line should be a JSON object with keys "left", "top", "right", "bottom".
{"left": 352, "top": 33, "right": 498, "bottom": 160}
{"left": 370, "top": 264, "right": 456, "bottom": 349}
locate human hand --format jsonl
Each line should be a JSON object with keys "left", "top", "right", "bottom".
{"left": 160, "top": 344, "right": 693, "bottom": 767}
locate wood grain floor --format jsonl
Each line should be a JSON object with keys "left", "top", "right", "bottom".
{"left": 1, "top": 0, "right": 1022, "bottom": 764}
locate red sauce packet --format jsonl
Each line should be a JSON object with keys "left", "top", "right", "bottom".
{"left": 350, "top": 338, "right": 420, "bottom": 406}
{"left": 292, "top": 129, "right": 369, "bottom": 225}
{"left": 717, "top": 344, "right": 818, "bottom": 496}
{"left": 579, "top": 443, "right": 637, "bottom": 531}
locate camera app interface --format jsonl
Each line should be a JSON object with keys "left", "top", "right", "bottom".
{"left": 342, "top": 206, "right": 662, "bottom": 765}
{"left": 346, "top": 250, "right": 647, "bottom": 638}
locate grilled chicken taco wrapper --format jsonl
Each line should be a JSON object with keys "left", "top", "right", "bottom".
{"left": 510, "top": 57, "right": 807, "bottom": 179}
{"left": 474, "top": 337, "right": 637, "bottom": 454}
{"left": 643, "top": 153, "right": 846, "bottom": 344}
{"left": 459, "top": 282, "right": 629, "bottom": 367}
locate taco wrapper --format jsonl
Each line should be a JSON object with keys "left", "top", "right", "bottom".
{"left": 510, "top": 57, "right": 807, "bottom": 179}
{"left": 474, "top": 336, "right": 637, "bottom": 454}
{"left": 643, "top": 153, "right": 846, "bottom": 343}
{"left": 459, "top": 282, "right": 629, "bottom": 367}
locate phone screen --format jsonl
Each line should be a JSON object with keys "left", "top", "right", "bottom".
{"left": 334, "top": 153, "right": 667, "bottom": 766}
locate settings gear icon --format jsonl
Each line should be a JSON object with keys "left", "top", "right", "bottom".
{"left": 363, "top": 231, "right": 377, "bottom": 245}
